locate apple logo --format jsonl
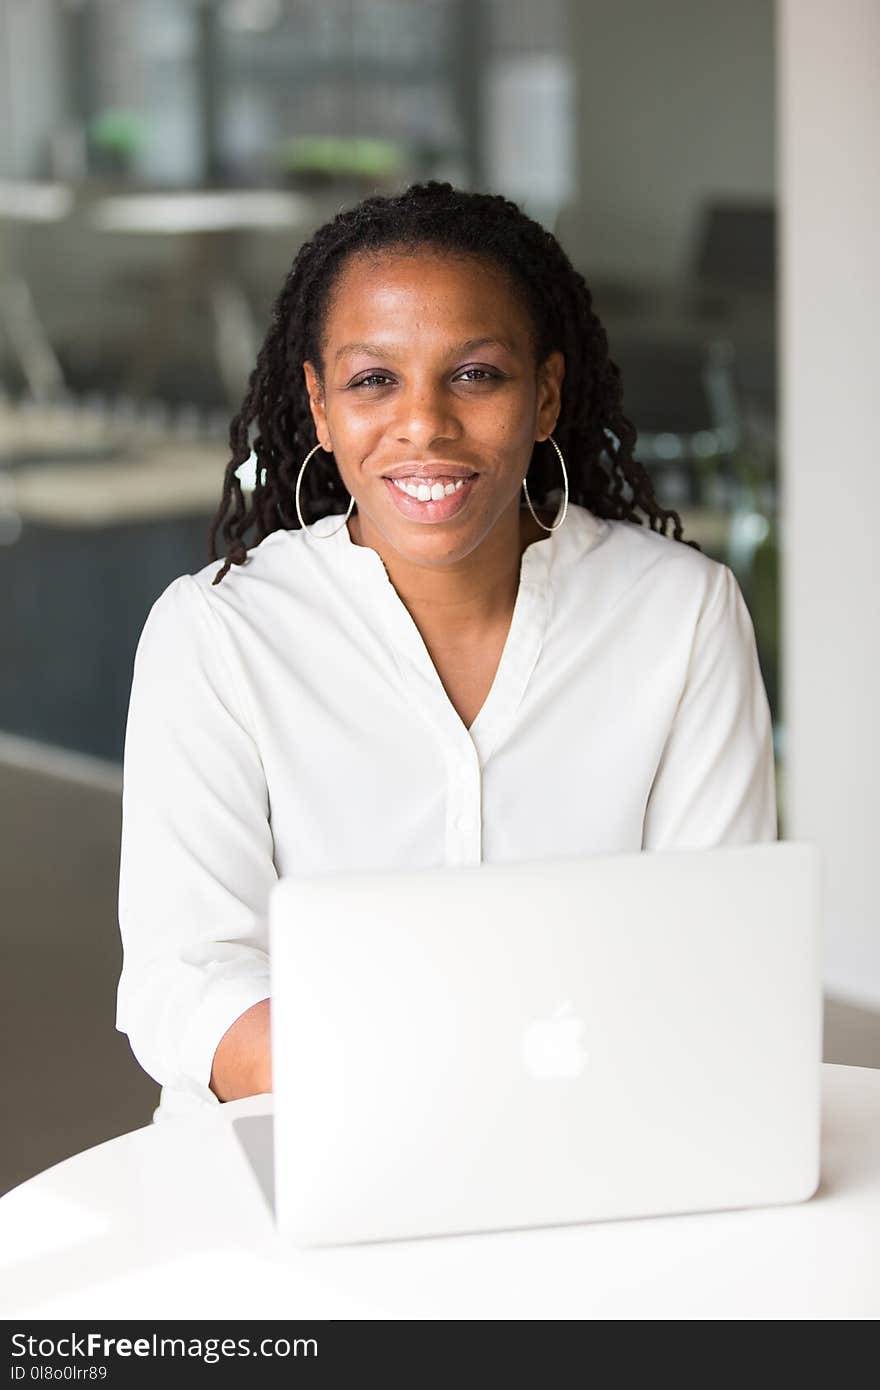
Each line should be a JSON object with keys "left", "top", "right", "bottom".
{"left": 520, "top": 1001, "right": 588, "bottom": 1080}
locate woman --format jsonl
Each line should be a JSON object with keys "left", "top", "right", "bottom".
{"left": 116, "top": 182, "right": 777, "bottom": 1119}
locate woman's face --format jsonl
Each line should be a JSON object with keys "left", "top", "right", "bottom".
{"left": 302, "top": 248, "right": 564, "bottom": 567}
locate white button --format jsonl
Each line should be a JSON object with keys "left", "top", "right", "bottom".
{"left": 455, "top": 814, "right": 476, "bottom": 833}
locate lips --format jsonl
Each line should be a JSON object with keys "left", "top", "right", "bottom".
{"left": 381, "top": 466, "right": 479, "bottom": 481}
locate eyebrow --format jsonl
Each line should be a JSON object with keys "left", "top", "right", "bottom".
{"left": 333, "top": 336, "right": 513, "bottom": 363}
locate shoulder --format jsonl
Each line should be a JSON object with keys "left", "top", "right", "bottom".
{"left": 576, "top": 507, "right": 728, "bottom": 613}
{"left": 135, "top": 527, "right": 303, "bottom": 656}
{"left": 150, "top": 526, "right": 328, "bottom": 641}
{"left": 187, "top": 527, "right": 303, "bottom": 606}
{"left": 132, "top": 541, "right": 306, "bottom": 735}
{"left": 137, "top": 524, "right": 326, "bottom": 690}
{"left": 602, "top": 511, "right": 718, "bottom": 576}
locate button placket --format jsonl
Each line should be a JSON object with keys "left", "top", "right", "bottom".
{"left": 446, "top": 752, "right": 482, "bottom": 865}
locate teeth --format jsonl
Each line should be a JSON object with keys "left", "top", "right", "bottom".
{"left": 390, "top": 477, "right": 467, "bottom": 500}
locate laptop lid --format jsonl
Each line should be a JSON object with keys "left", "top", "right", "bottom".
{"left": 268, "top": 840, "right": 822, "bottom": 1246}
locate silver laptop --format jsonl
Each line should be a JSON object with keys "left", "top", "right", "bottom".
{"left": 262, "top": 841, "right": 822, "bottom": 1247}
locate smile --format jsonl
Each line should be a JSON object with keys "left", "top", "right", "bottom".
{"left": 382, "top": 473, "right": 478, "bottom": 522}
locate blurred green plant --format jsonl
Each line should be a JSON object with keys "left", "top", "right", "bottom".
{"left": 89, "top": 109, "right": 148, "bottom": 156}
{"left": 271, "top": 135, "right": 404, "bottom": 183}
{"left": 87, "top": 109, "right": 147, "bottom": 178}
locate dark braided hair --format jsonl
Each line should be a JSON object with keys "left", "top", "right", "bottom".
{"left": 208, "top": 180, "right": 700, "bottom": 584}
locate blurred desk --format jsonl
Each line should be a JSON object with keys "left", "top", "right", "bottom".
{"left": 0, "top": 1063, "right": 878, "bottom": 1319}
{"left": 0, "top": 446, "right": 220, "bottom": 759}
{"left": 8, "top": 440, "right": 225, "bottom": 527}
{"left": 90, "top": 190, "right": 313, "bottom": 236}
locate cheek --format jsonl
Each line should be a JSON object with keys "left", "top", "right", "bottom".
{"left": 327, "top": 402, "right": 387, "bottom": 451}
{"left": 474, "top": 400, "right": 536, "bottom": 451}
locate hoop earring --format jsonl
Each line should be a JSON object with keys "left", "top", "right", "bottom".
{"left": 295, "top": 443, "right": 355, "bottom": 537}
{"left": 522, "top": 434, "right": 569, "bottom": 532}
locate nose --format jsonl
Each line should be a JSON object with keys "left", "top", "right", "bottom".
{"left": 393, "top": 380, "right": 462, "bottom": 451}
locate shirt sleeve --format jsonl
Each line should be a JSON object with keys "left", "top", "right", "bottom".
{"left": 116, "top": 573, "right": 277, "bottom": 1106}
{"left": 641, "top": 561, "right": 778, "bottom": 851}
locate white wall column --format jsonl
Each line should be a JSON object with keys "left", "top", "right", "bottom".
{"left": 778, "top": 0, "right": 880, "bottom": 1005}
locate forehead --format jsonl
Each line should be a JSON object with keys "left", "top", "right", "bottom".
{"left": 321, "top": 248, "right": 533, "bottom": 348}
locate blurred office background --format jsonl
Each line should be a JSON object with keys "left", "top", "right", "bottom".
{"left": 1, "top": 0, "right": 877, "bottom": 1194}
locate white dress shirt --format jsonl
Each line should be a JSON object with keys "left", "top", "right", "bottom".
{"left": 116, "top": 499, "right": 777, "bottom": 1120}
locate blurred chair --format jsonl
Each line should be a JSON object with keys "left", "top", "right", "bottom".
{"left": 609, "top": 333, "right": 741, "bottom": 554}
{"left": 89, "top": 189, "right": 315, "bottom": 409}
{"left": 0, "top": 181, "right": 74, "bottom": 403}
{"left": 691, "top": 199, "right": 776, "bottom": 298}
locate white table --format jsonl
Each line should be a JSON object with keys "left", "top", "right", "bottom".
{"left": 1, "top": 1063, "right": 878, "bottom": 1320}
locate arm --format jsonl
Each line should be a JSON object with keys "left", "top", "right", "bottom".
{"left": 117, "top": 574, "right": 277, "bottom": 1106}
{"left": 642, "top": 562, "right": 778, "bottom": 850}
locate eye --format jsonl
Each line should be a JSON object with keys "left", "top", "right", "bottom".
{"left": 349, "top": 372, "right": 395, "bottom": 389}
{"left": 456, "top": 367, "right": 500, "bottom": 383}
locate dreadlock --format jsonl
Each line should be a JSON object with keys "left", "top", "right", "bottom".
{"left": 208, "top": 180, "right": 700, "bottom": 584}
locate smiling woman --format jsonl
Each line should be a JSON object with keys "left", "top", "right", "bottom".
{"left": 207, "top": 181, "right": 699, "bottom": 587}
{"left": 299, "top": 248, "right": 568, "bottom": 577}
{"left": 115, "top": 183, "right": 777, "bottom": 1117}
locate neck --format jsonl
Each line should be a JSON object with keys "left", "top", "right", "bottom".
{"left": 346, "top": 496, "right": 553, "bottom": 637}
